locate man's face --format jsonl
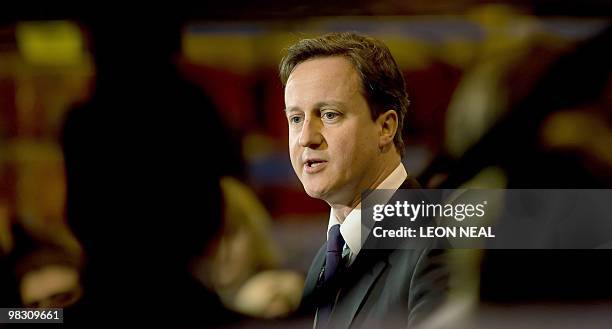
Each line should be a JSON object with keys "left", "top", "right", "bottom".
{"left": 284, "top": 56, "right": 382, "bottom": 205}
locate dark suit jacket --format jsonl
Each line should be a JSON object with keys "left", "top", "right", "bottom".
{"left": 301, "top": 178, "right": 449, "bottom": 329}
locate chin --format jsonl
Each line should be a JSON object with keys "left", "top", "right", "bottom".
{"left": 303, "top": 185, "right": 329, "bottom": 200}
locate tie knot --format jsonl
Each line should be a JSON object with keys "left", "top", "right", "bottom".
{"left": 327, "top": 224, "right": 345, "bottom": 252}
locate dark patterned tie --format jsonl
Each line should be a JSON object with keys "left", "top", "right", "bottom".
{"left": 316, "top": 224, "right": 345, "bottom": 328}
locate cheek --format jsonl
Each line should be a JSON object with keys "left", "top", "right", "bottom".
{"left": 332, "top": 129, "right": 367, "bottom": 157}
{"left": 335, "top": 131, "right": 377, "bottom": 167}
{"left": 288, "top": 139, "right": 302, "bottom": 173}
{"left": 329, "top": 136, "right": 357, "bottom": 173}
{"left": 290, "top": 155, "right": 302, "bottom": 175}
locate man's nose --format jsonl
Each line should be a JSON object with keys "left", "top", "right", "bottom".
{"left": 298, "top": 118, "right": 324, "bottom": 148}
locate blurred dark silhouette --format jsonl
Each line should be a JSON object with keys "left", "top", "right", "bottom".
{"left": 61, "top": 15, "right": 241, "bottom": 327}
{"left": 428, "top": 24, "right": 612, "bottom": 189}
{"left": 0, "top": 256, "right": 20, "bottom": 308}
{"left": 423, "top": 24, "right": 612, "bottom": 303}
{"left": 5, "top": 223, "right": 82, "bottom": 309}
{"left": 478, "top": 24, "right": 612, "bottom": 302}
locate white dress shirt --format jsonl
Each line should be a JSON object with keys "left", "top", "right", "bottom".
{"left": 327, "top": 163, "right": 408, "bottom": 265}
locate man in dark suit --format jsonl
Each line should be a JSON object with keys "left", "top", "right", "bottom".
{"left": 279, "top": 33, "right": 449, "bottom": 328}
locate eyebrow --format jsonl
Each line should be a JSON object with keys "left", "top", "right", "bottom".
{"left": 284, "top": 106, "right": 299, "bottom": 113}
{"left": 284, "top": 101, "right": 346, "bottom": 113}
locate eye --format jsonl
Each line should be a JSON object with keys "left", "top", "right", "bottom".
{"left": 321, "top": 111, "right": 340, "bottom": 121}
{"left": 289, "top": 115, "right": 303, "bottom": 125}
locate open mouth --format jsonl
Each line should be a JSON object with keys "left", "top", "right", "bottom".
{"left": 304, "top": 159, "right": 328, "bottom": 173}
{"left": 306, "top": 160, "right": 326, "bottom": 168}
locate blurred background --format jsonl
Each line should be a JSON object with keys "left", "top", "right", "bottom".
{"left": 0, "top": 1, "right": 611, "bottom": 327}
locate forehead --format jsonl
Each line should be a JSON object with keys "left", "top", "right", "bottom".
{"left": 285, "top": 56, "right": 363, "bottom": 104}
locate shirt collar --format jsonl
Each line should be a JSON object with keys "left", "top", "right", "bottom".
{"left": 327, "top": 162, "right": 408, "bottom": 261}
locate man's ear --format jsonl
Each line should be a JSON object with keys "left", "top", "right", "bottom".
{"left": 377, "top": 109, "right": 398, "bottom": 149}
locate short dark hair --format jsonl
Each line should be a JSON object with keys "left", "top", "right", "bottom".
{"left": 279, "top": 32, "right": 410, "bottom": 157}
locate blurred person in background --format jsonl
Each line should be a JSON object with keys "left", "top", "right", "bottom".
{"left": 476, "top": 23, "right": 612, "bottom": 304}
{"left": 0, "top": 18, "right": 86, "bottom": 312}
{"left": 419, "top": 7, "right": 612, "bottom": 189}
{"left": 280, "top": 32, "right": 449, "bottom": 329}
{"left": 8, "top": 224, "right": 82, "bottom": 309}
{"left": 1, "top": 12, "right": 306, "bottom": 327}
{"left": 419, "top": 5, "right": 566, "bottom": 188}
{"left": 190, "top": 176, "right": 303, "bottom": 320}
{"left": 418, "top": 22, "right": 612, "bottom": 329}
{"left": 61, "top": 15, "right": 240, "bottom": 327}
{"left": 62, "top": 13, "right": 306, "bottom": 327}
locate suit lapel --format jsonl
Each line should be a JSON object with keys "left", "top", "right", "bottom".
{"left": 331, "top": 177, "right": 421, "bottom": 328}
{"left": 399, "top": 176, "right": 421, "bottom": 189}
{"left": 330, "top": 249, "right": 389, "bottom": 329}
{"left": 302, "top": 243, "right": 326, "bottom": 306}
{"left": 305, "top": 177, "right": 421, "bottom": 328}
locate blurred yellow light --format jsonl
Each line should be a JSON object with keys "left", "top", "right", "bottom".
{"left": 16, "top": 21, "right": 84, "bottom": 66}
{"left": 183, "top": 33, "right": 258, "bottom": 73}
